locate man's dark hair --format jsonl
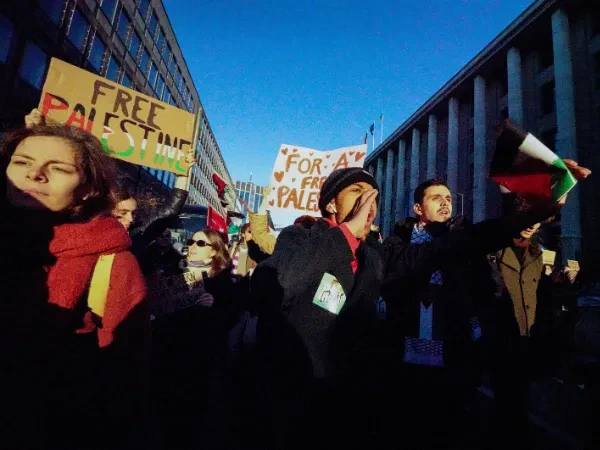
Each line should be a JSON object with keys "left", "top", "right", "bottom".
{"left": 241, "top": 223, "right": 251, "bottom": 234}
{"left": 293, "top": 215, "right": 317, "bottom": 229}
{"left": 414, "top": 178, "right": 449, "bottom": 205}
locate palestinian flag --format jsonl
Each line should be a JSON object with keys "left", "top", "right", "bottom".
{"left": 208, "top": 206, "right": 227, "bottom": 234}
{"left": 490, "top": 120, "right": 577, "bottom": 204}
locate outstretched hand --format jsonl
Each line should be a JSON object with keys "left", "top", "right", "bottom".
{"left": 24, "top": 109, "right": 45, "bottom": 128}
{"left": 563, "top": 159, "right": 591, "bottom": 181}
{"left": 557, "top": 159, "right": 591, "bottom": 206}
{"left": 262, "top": 185, "right": 273, "bottom": 198}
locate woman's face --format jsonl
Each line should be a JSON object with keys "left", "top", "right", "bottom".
{"left": 113, "top": 198, "right": 137, "bottom": 230}
{"left": 187, "top": 231, "right": 216, "bottom": 262}
{"left": 6, "top": 136, "right": 82, "bottom": 212}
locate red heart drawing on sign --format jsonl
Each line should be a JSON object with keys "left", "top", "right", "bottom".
{"left": 293, "top": 148, "right": 298, "bottom": 153}
{"left": 324, "top": 165, "right": 328, "bottom": 169}
{"left": 355, "top": 152, "right": 366, "bottom": 162}
{"left": 326, "top": 155, "right": 331, "bottom": 159}
{"left": 349, "top": 151, "right": 355, "bottom": 155}
{"left": 281, "top": 148, "right": 288, "bottom": 155}
{"left": 292, "top": 178, "right": 296, "bottom": 182}
{"left": 269, "top": 199, "right": 274, "bottom": 206}
{"left": 309, "top": 153, "right": 314, "bottom": 156}
{"left": 274, "top": 172, "right": 284, "bottom": 183}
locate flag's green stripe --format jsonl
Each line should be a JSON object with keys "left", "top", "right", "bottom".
{"left": 551, "top": 158, "right": 577, "bottom": 201}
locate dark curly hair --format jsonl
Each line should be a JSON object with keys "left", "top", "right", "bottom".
{"left": 414, "top": 178, "right": 449, "bottom": 205}
{"left": 0, "top": 125, "right": 118, "bottom": 221}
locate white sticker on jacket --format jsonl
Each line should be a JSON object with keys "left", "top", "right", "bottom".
{"left": 312, "top": 273, "right": 347, "bottom": 315}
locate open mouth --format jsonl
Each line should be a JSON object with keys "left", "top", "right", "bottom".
{"left": 24, "top": 189, "right": 48, "bottom": 196}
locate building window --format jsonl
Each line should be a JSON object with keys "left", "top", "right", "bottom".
{"left": 122, "top": 72, "right": 132, "bottom": 88}
{"left": 19, "top": 41, "right": 48, "bottom": 89}
{"left": 106, "top": 55, "right": 120, "bottom": 81}
{"left": 169, "top": 56, "right": 176, "bottom": 73}
{"left": 88, "top": 34, "right": 106, "bottom": 72}
{"left": 163, "top": 87, "right": 171, "bottom": 103}
{"left": 138, "top": 0, "right": 150, "bottom": 21}
{"left": 100, "top": 0, "right": 117, "bottom": 22}
{"left": 148, "top": 11, "right": 158, "bottom": 38}
{"left": 155, "top": 75, "right": 165, "bottom": 98}
{"left": 156, "top": 27, "right": 165, "bottom": 50}
{"left": 116, "top": 9, "right": 130, "bottom": 43}
{"left": 129, "top": 32, "right": 141, "bottom": 58}
{"left": 540, "top": 81, "right": 556, "bottom": 116}
{"left": 0, "top": 14, "right": 15, "bottom": 63}
{"left": 139, "top": 48, "right": 150, "bottom": 75}
{"left": 148, "top": 62, "right": 158, "bottom": 88}
{"left": 68, "top": 9, "right": 89, "bottom": 51}
{"left": 39, "top": 0, "right": 63, "bottom": 24}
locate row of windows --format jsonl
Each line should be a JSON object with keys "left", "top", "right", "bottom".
{"left": 106, "top": 0, "right": 194, "bottom": 110}
{"left": 0, "top": 8, "right": 180, "bottom": 190}
{"left": 34, "top": 0, "right": 194, "bottom": 111}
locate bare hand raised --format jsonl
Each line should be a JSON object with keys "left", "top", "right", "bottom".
{"left": 556, "top": 159, "right": 591, "bottom": 206}
{"left": 345, "top": 189, "right": 378, "bottom": 240}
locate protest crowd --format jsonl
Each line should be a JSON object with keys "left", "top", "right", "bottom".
{"left": 1, "top": 101, "right": 598, "bottom": 450}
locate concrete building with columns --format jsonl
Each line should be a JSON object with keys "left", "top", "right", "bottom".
{"left": 366, "top": 0, "right": 600, "bottom": 268}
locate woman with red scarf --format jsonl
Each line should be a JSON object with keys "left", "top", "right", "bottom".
{"left": 0, "top": 125, "right": 148, "bottom": 449}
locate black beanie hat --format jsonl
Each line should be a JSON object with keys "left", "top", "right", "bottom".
{"left": 318, "top": 167, "right": 378, "bottom": 214}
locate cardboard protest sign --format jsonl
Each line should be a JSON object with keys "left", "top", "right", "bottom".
{"left": 490, "top": 120, "right": 577, "bottom": 204}
{"left": 147, "top": 272, "right": 206, "bottom": 318}
{"left": 266, "top": 143, "right": 367, "bottom": 228}
{"left": 39, "top": 58, "right": 195, "bottom": 174}
{"left": 567, "top": 259, "right": 580, "bottom": 271}
{"left": 542, "top": 249, "right": 557, "bottom": 266}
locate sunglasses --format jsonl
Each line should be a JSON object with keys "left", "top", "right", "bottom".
{"left": 186, "top": 239, "right": 212, "bottom": 247}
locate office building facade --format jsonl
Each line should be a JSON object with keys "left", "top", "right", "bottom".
{"left": 0, "top": 0, "right": 235, "bottom": 217}
{"left": 366, "top": 0, "right": 600, "bottom": 267}
{"left": 235, "top": 180, "right": 264, "bottom": 221}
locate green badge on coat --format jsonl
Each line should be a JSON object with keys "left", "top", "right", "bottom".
{"left": 312, "top": 273, "right": 347, "bottom": 315}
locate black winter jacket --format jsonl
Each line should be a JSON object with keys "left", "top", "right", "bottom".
{"left": 252, "top": 212, "right": 551, "bottom": 381}
{"left": 130, "top": 188, "right": 188, "bottom": 256}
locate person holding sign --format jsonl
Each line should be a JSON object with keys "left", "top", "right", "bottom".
{"left": 25, "top": 107, "right": 196, "bottom": 276}
{"left": 476, "top": 193, "right": 587, "bottom": 446}
{"left": 251, "top": 163, "right": 587, "bottom": 449}
{"left": 0, "top": 125, "right": 148, "bottom": 449}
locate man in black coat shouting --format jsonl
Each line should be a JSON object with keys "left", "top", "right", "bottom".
{"left": 251, "top": 166, "right": 568, "bottom": 450}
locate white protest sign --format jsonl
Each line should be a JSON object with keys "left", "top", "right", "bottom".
{"left": 266, "top": 143, "right": 367, "bottom": 228}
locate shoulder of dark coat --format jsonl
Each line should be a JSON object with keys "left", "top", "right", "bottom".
{"left": 391, "top": 217, "right": 418, "bottom": 242}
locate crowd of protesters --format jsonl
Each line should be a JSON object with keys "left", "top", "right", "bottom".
{"left": 0, "top": 113, "right": 598, "bottom": 450}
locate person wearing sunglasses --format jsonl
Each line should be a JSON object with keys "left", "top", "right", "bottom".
{"left": 156, "top": 229, "right": 245, "bottom": 447}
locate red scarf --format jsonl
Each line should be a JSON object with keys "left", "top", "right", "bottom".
{"left": 46, "top": 216, "right": 132, "bottom": 310}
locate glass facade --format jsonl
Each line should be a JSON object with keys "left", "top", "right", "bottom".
{"left": 100, "top": 0, "right": 118, "bottom": 22}
{"left": 106, "top": 55, "right": 119, "bottom": 81}
{"left": 88, "top": 34, "right": 105, "bottom": 72}
{"left": 1, "top": 0, "right": 235, "bottom": 215}
{"left": 0, "top": 14, "right": 14, "bottom": 63}
{"left": 68, "top": 9, "right": 89, "bottom": 50}
{"left": 235, "top": 181, "right": 266, "bottom": 221}
{"left": 18, "top": 41, "right": 48, "bottom": 88}
{"left": 39, "top": 0, "right": 63, "bottom": 24}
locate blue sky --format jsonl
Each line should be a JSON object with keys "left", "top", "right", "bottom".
{"left": 162, "top": 0, "right": 534, "bottom": 187}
